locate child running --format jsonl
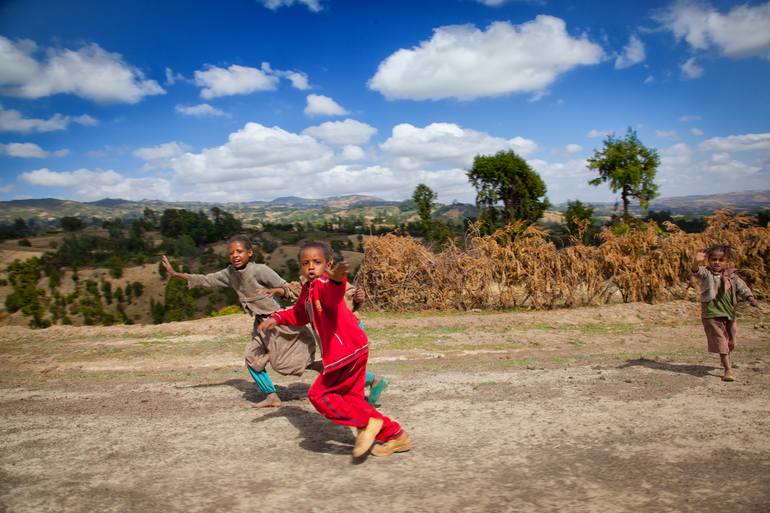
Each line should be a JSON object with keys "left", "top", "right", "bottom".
{"left": 161, "top": 235, "right": 317, "bottom": 408}
{"left": 289, "top": 272, "right": 389, "bottom": 405}
{"left": 258, "top": 241, "right": 411, "bottom": 458}
{"left": 691, "top": 244, "right": 760, "bottom": 381}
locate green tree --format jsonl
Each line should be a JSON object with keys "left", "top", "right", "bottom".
{"left": 467, "top": 150, "right": 549, "bottom": 227}
{"left": 60, "top": 216, "right": 85, "bottom": 232}
{"left": 5, "top": 258, "right": 50, "bottom": 328}
{"left": 164, "top": 277, "right": 196, "bottom": 322}
{"left": 587, "top": 128, "right": 660, "bottom": 221}
{"left": 564, "top": 200, "right": 595, "bottom": 236}
{"left": 412, "top": 184, "right": 436, "bottom": 236}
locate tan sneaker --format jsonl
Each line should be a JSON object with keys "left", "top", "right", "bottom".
{"left": 371, "top": 431, "right": 411, "bottom": 457}
{"left": 722, "top": 369, "right": 736, "bottom": 382}
{"left": 352, "top": 417, "right": 383, "bottom": 457}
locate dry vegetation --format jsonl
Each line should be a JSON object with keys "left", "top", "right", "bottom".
{"left": 359, "top": 209, "right": 769, "bottom": 310}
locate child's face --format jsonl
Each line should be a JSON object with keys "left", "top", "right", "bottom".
{"left": 299, "top": 247, "right": 329, "bottom": 281}
{"left": 707, "top": 251, "right": 727, "bottom": 272}
{"left": 228, "top": 241, "right": 253, "bottom": 269}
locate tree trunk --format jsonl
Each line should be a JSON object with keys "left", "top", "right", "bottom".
{"left": 621, "top": 186, "right": 630, "bottom": 221}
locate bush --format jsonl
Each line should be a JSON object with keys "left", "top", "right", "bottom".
{"left": 104, "top": 255, "right": 124, "bottom": 279}
{"left": 359, "top": 209, "right": 769, "bottom": 310}
{"left": 210, "top": 304, "right": 243, "bottom": 317}
{"left": 18, "top": 239, "right": 31, "bottom": 247}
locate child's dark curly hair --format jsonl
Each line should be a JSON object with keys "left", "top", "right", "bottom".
{"left": 227, "top": 234, "right": 254, "bottom": 251}
{"left": 705, "top": 244, "right": 734, "bottom": 259}
{"left": 298, "top": 240, "right": 332, "bottom": 261}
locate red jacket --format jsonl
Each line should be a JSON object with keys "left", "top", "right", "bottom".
{"left": 271, "top": 274, "right": 368, "bottom": 373}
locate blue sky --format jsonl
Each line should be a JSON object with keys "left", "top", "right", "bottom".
{"left": 1, "top": 0, "right": 769, "bottom": 205}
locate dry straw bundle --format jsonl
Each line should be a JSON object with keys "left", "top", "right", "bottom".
{"left": 357, "top": 209, "right": 769, "bottom": 311}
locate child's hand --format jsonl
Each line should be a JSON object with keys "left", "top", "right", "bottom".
{"left": 257, "top": 318, "right": 277, "bottom": 333}
{"left": 353, "top": 287, "right": 365, "bottom": 303}
{"left": 329, "top": 261, "right": 349, "bottom": 282}
{"left": 695, "top": 251, "right": 706, "bottom": 263}
{"left": 161, "top": 255, "right": 177, "bottom": 277}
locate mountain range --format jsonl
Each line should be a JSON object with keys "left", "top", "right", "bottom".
{"left": 1, "top": 190, "right": 768, "bottom": 225}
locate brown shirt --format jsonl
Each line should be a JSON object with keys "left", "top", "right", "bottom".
{"left": 185, "top": 262, "right": 294, "bottom": 316}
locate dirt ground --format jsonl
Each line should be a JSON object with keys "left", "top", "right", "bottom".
{"left": 1, "top": 301, "right": 769, "bottom": 513}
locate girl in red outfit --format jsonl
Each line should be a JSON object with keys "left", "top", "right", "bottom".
{"left": 258, "top": 241, "right": 410, "bottom": 458}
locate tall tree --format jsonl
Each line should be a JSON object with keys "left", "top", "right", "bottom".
{"left": 467, "top": 150, "right": 549, "bottom": 226}
{"left": 412, "top": 183, "right": 436, "bottom": 235}
{"left": 587, "top": 128, "right": 660, "bottom": 221}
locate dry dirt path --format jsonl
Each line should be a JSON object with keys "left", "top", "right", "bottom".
{"left": 1, "top": 301, "right": 769, "bottom": 513}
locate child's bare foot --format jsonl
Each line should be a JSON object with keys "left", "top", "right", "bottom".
{"left": 371, "top": 431, "right": 412, "bottom": 457}
{"left": 252, "top": 393, "right": 282, "bottom": 408}
{"left": 352, "top": 417, "right": 383, "bottom": 457}
{"left": 722, "top": 369, "right": 735, "bottom": 382}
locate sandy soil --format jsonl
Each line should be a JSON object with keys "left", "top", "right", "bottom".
{"left": 1, "top": 301, "right": 769, "bottom": 513}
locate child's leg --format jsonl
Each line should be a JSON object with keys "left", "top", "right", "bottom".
{"left": 246, "top": 322, "right": 281, "bottom": 407}
{"left": 246, "top": 364, "right": 282, "bottom": 408}
{"left": 307, "top": 355, "right": 401, "bottom": 442}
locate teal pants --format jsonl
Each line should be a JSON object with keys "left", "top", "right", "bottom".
{"left": 247, "top": 364, "right": 375, "bottom": 394}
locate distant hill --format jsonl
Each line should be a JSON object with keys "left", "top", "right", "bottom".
{"left": 555, "top": 190, "right": 770, "bottom": 216}
{"left": 2, "top": 190, "right": 768, "bottom": 227}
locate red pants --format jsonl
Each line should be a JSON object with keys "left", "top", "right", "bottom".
{"left": 308, "top": 352, "right": 402, "bottom": 443}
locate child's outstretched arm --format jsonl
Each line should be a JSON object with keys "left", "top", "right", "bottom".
{"left": 329, "top": 261, "right": 349, "bottom": 283}
{"left": 161, "top": 255, "right": 230, "bottom": 288}
{"left": 162, "top": 255, "right": 191, "bottom": 281}
{"left": 259, "top": 285, "right": 310, "bottom": 333}
{"left": 691, "top": 251, "right": 706, "bottom": 274}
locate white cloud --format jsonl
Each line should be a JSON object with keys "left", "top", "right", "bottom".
{"left": 0, "top": 105, "right": 96, "bottom": 133}
{"left": 284, "top": 71, "right": 310, "bottom": 90}
{"left": 656, "top": 0, "right": 770, "bottom": 59}
{"left": 194, "top": 64, "right": 279, "bottom": 99}
{"left": 565, "top": 143, "right": 583, "bottom": 154}
{"left": 0, "top": 142, "right": 68, "bottom": 158}
{"left": 304, "top": 94, "right": 348, "bottom": 116}
{"left": 260, "top": 0, "right": 321, "bottom": 12}
{"left": 368, "top": 16, "right": 604, "bottom": 101}
{"left": 168, "top": 122, "right": 334, "bottom": 187}
{"left": 587, "top": 129, "right": 611, "bottom": 139}
{"left": 689, "top": 127, "right": 704, "bottom": 136}
{"left": 133, "top": 141, "right": 191, "bottom": 171}
{"left": 380, "top": 122, "right": 538, "bottom": 170}
{"left": 615, "top": 34, "right": 646, "bottom": 69}
{"left": 340, "top": 145, "right": 366, "bottom": 161}
{"left": 656, "top": 130, "right": 680, "bottom": 140}
{"left": 679, "top": 114, "right": 702, "bottom": 122}
{"left": 654, "top": 141, "right": 768, "bottom": 196}
{"left": 164, "top": 67, "right": 185, "bottom": 86}
{"left": 302, "top": 119, "right": 377, "bottom": 145}
{"left": 175, "top": 103, "right": 228, "bottom": 117}
{"left": 20, "top": 167, "right": 171, "bottom": 200}
{"left": 476, "top": 0, "right": 506, "bottom": 5}
{"left": 0, "top": 184, "right": 14, "bottom": 193}
{"left": 680, "top": 57, "right": 703, "bottom": 78}
{"left": 699, "top": 132, "right": 770, "bottom": 152}
{"left": 0, "top": 36, "right": 164, "bottom": 103}
{"left": 73, "top": 114, "right": 99, "bottom": 126}
{"left": 133, "top": 141, "right": 190, "bottom": 161}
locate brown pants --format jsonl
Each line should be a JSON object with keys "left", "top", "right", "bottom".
{"left": 701, "top": 317, "right": 736, "bottom": 354}
{"left": 245, "top": 315, "right": 316, "bottom": 376}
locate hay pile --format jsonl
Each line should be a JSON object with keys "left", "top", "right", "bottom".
{"left": 358, "top": 209, "right": 769, "bottom": 310}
